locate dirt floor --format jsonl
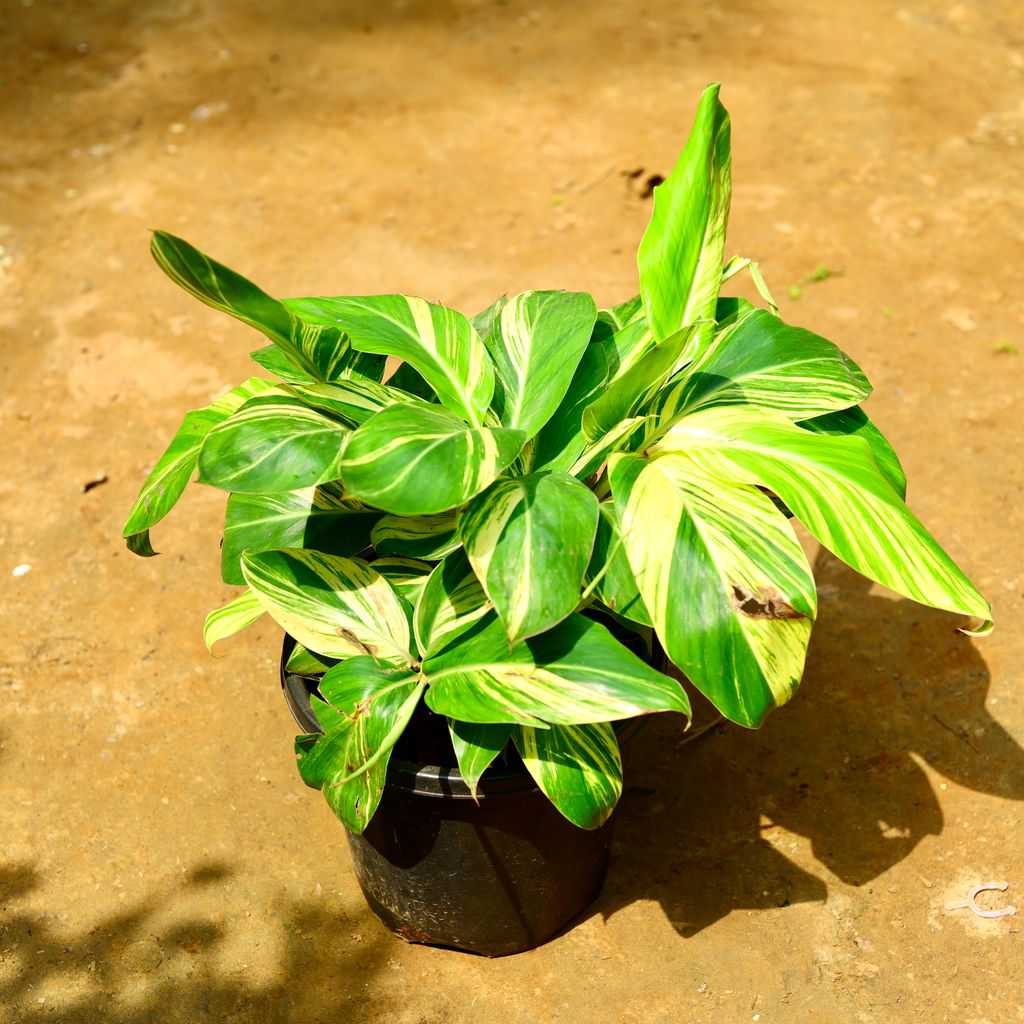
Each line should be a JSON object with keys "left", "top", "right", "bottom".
{"left": 2, "top": 0, "right": 1024, "bottom": 1020}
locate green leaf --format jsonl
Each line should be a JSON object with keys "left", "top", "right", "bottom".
{"left": 387, "top": 361, "right": 437, "bottom": 402}
{"left": 203, "top": 589, "right": 266, "bottom": 654}
{"left": 609, "top": 452, "right": 815, "bottom": 727}
{"left": 297, "top": 658, "right": 423, "bottom": 833}
{"left": 479, "top": 290, "right": 597, "bottom": 436}
{"left": 221, "top": 484, "right": 378, "bottom": 585}
{"left": 150, "top": 232, "right": 379, "bottom": 382}
{"left": 637, "top": 83, "right": 731, "bottom": 357}
{"left": 282, "top": 379, "right": 411, "bottom": 427}
{"left": 585, "top": 504, "right": 652, "bottom": 626}
{"left": 649, "top": 308, "right": 871, "bottom": 427}
{"left": 460, "top": 472, "right": 599, "bottom": 643}
{"left": 571, "top": 417, "right": 644, "bottom": 480}
{"left": 241, "top": 549, "right": 414, "bottom": 663}
{"left": 249, "top": 345, "right": 318, "bottom": 384}
{"left": 656, "top": 406, "right": 992, "bottom": 630}
{"left": 448, "top": 720, "right": 513, "bottom": 799}
{"left": 513, "top": 723, "right": 622, "bottom": 829}
{"left": 282, "top": 297, "right": 388, "bottom": 382}
{"left": 414, "top": 549, "right": 491, "bottom": 658}
{"left": 799, "top": 405, "right": 907, "bottom": 498}
{"left": 197, "top": 395, "right": 348, "bottom": 494}
{"left": 371, "top": 511, "right": 461, "bottom": 560}
{"left": 423, "top": 614, "right": 690, "bottom": 726}
{"left": 285, "top": 642, "right": 339, "bottom": 676}
{"left": 582, "top": 324, "right": 698, "bottom": 442}
{"left": 372, "top": 556, "right": 433, "bottom": 606}
{"left": 123, "top": 377, "right": 276, "bottom": 554}
{"left": 532, "top": 344, "right": 610, "bottom": 473}
{"left": 592, "top": 300, "right": 657, "bottom": 380}
{"left": 316, "top": 294, "right": 494, "bottom": 427}
{"left": 340, "top": 402, "right": 525, "bottom": 515}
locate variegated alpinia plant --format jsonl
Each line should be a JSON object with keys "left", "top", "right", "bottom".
{"left": 124, "top": 84, "right": 991, "bottom": 833}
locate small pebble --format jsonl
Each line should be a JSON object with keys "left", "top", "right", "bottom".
{"left": 12, "top": 563, "right": 31, "bottom": 577}
{"left": 169, "top": 123, "right": 186, "bottom": 135}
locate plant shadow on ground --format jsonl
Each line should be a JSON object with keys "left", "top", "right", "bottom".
{"left": 0, "top": 860, "right": 393, "bottom": 1023}
{"left": 599, "top": 551, "right": 1023, "bottom": 938}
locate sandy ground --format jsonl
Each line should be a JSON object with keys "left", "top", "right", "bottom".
{"left": 2, "top": 0, "right": 1024, "bottom": 1020}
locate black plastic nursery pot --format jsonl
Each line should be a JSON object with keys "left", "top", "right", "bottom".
{"left": 280, "top": 638, "right": 625, "bottom": 957}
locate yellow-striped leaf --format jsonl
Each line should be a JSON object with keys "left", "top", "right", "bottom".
{"left": 637, "top": 83, "right": 731, "bottom": 359}
{"left": 799, "top": 406, "right": 907, "bottom": 498}
{"left": 585, "top": 504, "right": 652, "bottom": 627}
{"left": 371, "top": 511, "right": 461, "bottom": 560}
{"left": 656, "top": 406, "right": 991, "bottom": 630}
{"left": 282, "top": 378, "right": 412, "bottom": 427}
{"left": 448, "top": 720, "right": 514, "bottom": 799}
{"left": 479, "top": 290, "right": 597, "bottom": 436}
{"left": 297, "top": 658, "right": 423, "bottom": 833}
{"left": 241, "top": 549, "right": 414, "bottom": 664}
{"left": 373, "top": 556, "right": 433, "bottom": 605}
{"left": 649, "top": 308, "right": 871, "bottom": 427}
{"left": 198, "top": 395, "right": 349, "bottom": 494}
{"left": 609, "top": 452, "right": 816, "bottom": 727}
{"left": 151, "top": 232, "right": 384, "bottom": 383}
{"left": 203, "top": 588, "right": 266, "bottom": 654}
{"left": 513, "top": 723, "right": 622, "bottom": 829}
{"left": 319, "top": 294, "right": 494, "bottom": 427}
{"left": 340, "top": 403, "right": 525, "bottom": 516}
{"left": 123, "top": 377, "right": 276, "bottom": 554}
{"left": 423, "top": 614, "right": 690, "bottom": 726}
{"left": 221, "top": 483, "right": 378, "bottom": 585}
{"left": 414, "top": 550, "right": 491, "bottom": 658}
{"left": 460, "top": 472, "right": 599, "bottom": 643}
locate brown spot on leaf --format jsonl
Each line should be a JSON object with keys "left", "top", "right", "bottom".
{"left": 730, "top": 584, "right": 806, "bottom": 620}
{"left": 351, "top": 697, "right": 373, "bottom": 720}
{"left": 335, "top": 627, "right": 376, "bottom": 657}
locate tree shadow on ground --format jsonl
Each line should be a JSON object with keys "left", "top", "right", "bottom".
{"left": 598, "top": 551, "right": 1023, "bottom": 937}
{"left": 0, "top": 860, "right": 394, "bottom": 1023}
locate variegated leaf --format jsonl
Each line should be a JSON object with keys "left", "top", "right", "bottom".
{"left": 571, "top": 417, "right": 644, "bottom": 480}
{"left": 414, "top": 549, "right": 491, "bottom": 658}
{"left": 593, "top": 300, "right": 657, "bottom": 381}
{"left": 532, "top": 344, "right": 610, "bottom": 473}
{"left": 479, "top": 290, "right": 597, "bottom": 436}
{"left": 448, "top": 720, "right": 514, "bottom": 799}
{"left": 317, "top": 294, "right": 494, "bottom": 426}
{"left": 609, "top": 451, "right": 816, "bottom": 727}
{"left": 460, "top": 472, "right": 599, "bottom": 643}
{"left": 373, "top": 556, "right": 433, "bottom": 607}
{"left": 221, "top": 484, "right": 377, "bottom": 585}
{"left": 297, "top": 658, "right": 423, "bottom": 833}
{"left": 285, "top": 642, "right": 339, "bottom": 676}
{"left": 241, "top": 549, "right": 414, "bottom": 664}
{"left": 648, "top": 308, "right": 871, "bottom": 427}
{"left": 151, "top": 232, "right": 383, "bottom": 382}
{"left": 198, "top": 395, "right": 348, "bottom": 494}
{"left": 249, "top": 345, "right": 317, "bottom": 384}
{"left": 371, "top": 511, "right": 461, "bottom": 560}
{"left": 513, "top": 723, "right": 622, "bottom": 829}
{"left": 203, "top": 588, "right": 266, "bottom": 654}
{"left": 123, "top": 377, "right": 277, "bottom": 554}
{"left": 582, "top": 325, "right": 698, "bottom": 442}
{"left": 283, "top": 379, "right": 411, "bottom": 427}
{"left": 282, "top": 296, "right": 388, "bottom": 382}
{"left": 656, "top": 406, "right": 991, "bottom": 629}
{"left": 637, "top": 83, "right": 731, "bottom": 361}
{"left": 423, "top": 614, "right": 690, "bottom": 726}
{"left": 585, "top": 504, "right": 652, "bottom": 626}
{"left": 340, "top": 402, "right": 525, "bottom": 516}
{"left": 799, "top": 405, "right": 907, "bottom": 498}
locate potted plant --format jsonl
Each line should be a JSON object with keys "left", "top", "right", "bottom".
{"left": 124, "top": 83, "right": 991, "bottom": 956}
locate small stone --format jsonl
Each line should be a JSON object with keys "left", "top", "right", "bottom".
{"left": 12, "top": 563, "right": 30, "bottom": 577}
{"left": 168, "top": 123, "right": 186, "bottom": 135}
